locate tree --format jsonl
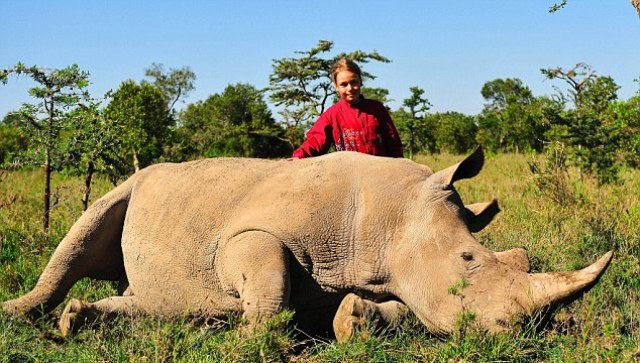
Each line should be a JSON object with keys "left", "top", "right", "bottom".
{"left": 481, "top": 78, "right": 533, "bottom": 112}
{"left": 361, "top": 87, "right": 392, "bottom": 105}
{"left": 0, "top": 123, "right": 27, "bottom": 166}
{"left": 178, "top": 83, "right": 289, "bottom": 158}
{"left": 64, "top": 99, "right": 128, "bottom": 209}
{"left": 428, "top": 112, "right": 478, "bottom": 154}
{"left": 611, "top": 90, "right": 640, "bottom": 167}
{"left": 542, "top": 64, "right": 622, "bottom": 183}
{"left": 476, "top": 78, "right": 546, "bottom": 153}
{"left": 0, "top": 63, "right": 90, "bottom": 234}
{"left": 0, "top": 113, "right": 28, "bottom": 166}
{"left": 548, "top": 1, "right": 640, "bottom": 18}
{"left": 2, "top": 111, "right": 24, "bottom": 127}
{"left": 104, "top": 80, "right": 173, "bottom": 172}
{"left": 144, "top": 63, "right": 196, "bottom": 114}
{"left": 396, "top": 87, "right": 432, "bottom": 159}
{"left": 268, "top": 40, "right": 390, "bottom": 149}
{"left": 541, "top": 63, "right": 598, "bottom": 109}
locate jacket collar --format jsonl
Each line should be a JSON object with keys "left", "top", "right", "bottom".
{"left": 340, "top": 95, "right": 366, "bottom": 109}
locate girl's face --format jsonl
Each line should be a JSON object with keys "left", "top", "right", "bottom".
{"left": 335, "top": 70, "right": 362, "bottom": 104}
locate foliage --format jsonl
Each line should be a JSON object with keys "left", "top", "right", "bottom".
{"left": 0, "top": 63, "right": 90, "bottom": 234}
{"left": 393, "top": 108, "right": 430, "bottom": 155}
{"left": 548, "top": 1, "right": 640, "bottom": 18}
{"left": 541, "top": 63, "right": 602, "bottom": 109}
{"left": 64, "top": 99, "right": 129, "bottom": 208}
{"left": 268, "top": 40, "right": 390, "bottom": 148}
{"left": 548, "top": 0, "right": 568, "bottom": 13}
{"left": 2, "top": 112, "right": 25, "bottom": 127}
{"left": 528, "top": 142, "right": 576, "bottom": 206}
{"left": 360, "top": 87, "right": 391, "bottom": 105}
{"left": 476, "top": 78, "right": 548, "bottom": 153}
{"left": 610, "top": 94, "right": 640, "bottom": 167}
{"left": 144, "top": 63, "right": 196, "bottom": 114}
{"left": 177, "top": 83, "right": 290, "bottom": 158}
{"left": 541, "top": 63, "right": 622, "bottom": 184}
{"left": 103, "top": 80, "right": 173, "bottom": 172}
{"left": 395, "top": 86, "right": 432, "bottom": 159}
{"left": 0, "top": 123, "right": 28, "bottom": 166}
{"left": 427, "top": 112, "right": 478, "bottom": 154}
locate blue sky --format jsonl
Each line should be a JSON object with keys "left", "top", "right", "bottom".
{"left": 1, "top": 1, "right": 639, "bottom": 118}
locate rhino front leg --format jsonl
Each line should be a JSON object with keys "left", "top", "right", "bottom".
{"left": 333, "top": 293, "right": 408, "bottom": 342}
{"left": 59, "top": 295, "right": 142, "bottom": 337}
{"left": 218, "top": 231, "right": 291, "bottom": 324}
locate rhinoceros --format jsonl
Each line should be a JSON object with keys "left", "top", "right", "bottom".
{"left": 2, "top": 148, "right": 612, "bottom": 340}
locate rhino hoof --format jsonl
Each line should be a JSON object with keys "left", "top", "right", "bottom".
{"left": 59, "top": 299, "right": 89, "bottom": 337}
{"left": 333, "top": 293, "right": 367, "bottom": 343}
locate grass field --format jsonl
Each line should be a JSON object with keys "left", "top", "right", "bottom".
{"left": 1, "top": 153, "right": 639, "bottom": 362}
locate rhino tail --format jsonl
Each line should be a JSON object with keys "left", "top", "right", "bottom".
{"left": 2, "top": 177, "right": 136, "bottom": 318}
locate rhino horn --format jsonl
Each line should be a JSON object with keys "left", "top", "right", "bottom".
{"left": 429, "top": 146, "right": 484, "bottom": 186}
{"left": 465, "top": 199, "right": 500, "bottom": 233}
{"left": 526, "top": 251, "right": 613, "bottom": 311}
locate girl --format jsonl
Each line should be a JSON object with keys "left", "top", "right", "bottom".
{"left": 292, "top": 58, "right": 403, "bottom": 158}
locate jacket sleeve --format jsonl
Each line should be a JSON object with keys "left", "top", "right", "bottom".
{"left": 292, "top": 114, "right": 334, "bottom": 158}
{"left": 380, "top": 107, "right": 404, "bottom": 158}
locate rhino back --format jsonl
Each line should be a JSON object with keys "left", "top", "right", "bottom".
{"left": 120, "top": 154, "right": 431, "bottom": 315}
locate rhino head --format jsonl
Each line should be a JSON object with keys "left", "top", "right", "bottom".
{"left": 387, "top": 147, "right": 612, "bottom": 334}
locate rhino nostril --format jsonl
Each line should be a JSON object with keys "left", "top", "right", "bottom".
{"left": 461, "top": 252, "right": 474, "bottom": 261}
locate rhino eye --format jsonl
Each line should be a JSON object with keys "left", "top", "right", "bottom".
{"left": 461, "top": 252, "right": 474, "bottom": 261}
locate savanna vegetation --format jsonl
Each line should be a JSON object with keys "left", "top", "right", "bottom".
{"left": 1, "top": 39, "right": 639, "bottom": 361}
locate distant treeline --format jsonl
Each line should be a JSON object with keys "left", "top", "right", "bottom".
{"left": 1, "top": 41, "right": 639, "bottom": 187}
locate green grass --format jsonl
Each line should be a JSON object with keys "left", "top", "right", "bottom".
{"left": 1, "top": 154, "right": 639, "bottom": 362}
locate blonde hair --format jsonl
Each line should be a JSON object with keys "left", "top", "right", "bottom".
{"left": 331, "top": 57, "right": 362, "bottom": 84}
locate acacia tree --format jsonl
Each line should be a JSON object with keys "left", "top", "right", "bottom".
{"left": 611, "top": 90, "right": 640, "bottom": 167}
{"left": 178, "top": 83, "right": 288, "bottom": 158}
{"left": 268, "top": 40, "right": 390, "bottom": 148}
{"left": 0, "top": 63, "right": 90, "bottom": 234}
{"left": 144, "top": 63, "right": 196, "bottom": 114}
{"left": 428, "top": 112, "right": 478, "bottom": 154}
{"left": 395, "top": 86, "right": 432, "bottom": 159}
{"left": 542, "top": 63, "right": 621, "bottom": 183}
{"left": 104, "top": 80, "right": 172, "bottom": 172}
{"left": 548, "top": 1, "right": 640, "bottom": 17}
{"left": 0, "top": 115, "right": 28, "bottom": 166}
{"left": 476, "top": 78, "right": 547, "bottom": 153}
{"left": 64, "top": 98, "right": 128, "bottom": 209}
{"left": 361, "top": 87, "right": 392, "bottom": 105}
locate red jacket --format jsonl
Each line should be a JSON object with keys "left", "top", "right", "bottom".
{"left": 292, "top": 97, "right": 404, "bottom": 158}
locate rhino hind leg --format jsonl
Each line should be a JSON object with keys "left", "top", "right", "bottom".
{"left": 59, "top": 296, "right": 141, "bottom": 337}
{"left": 219, "top": 231, "right": 291, "bottom": 324}
{"left": 333, "top": 293, "right": 408, "bottom": 342}
{"left": 2, "top": 190, "right": 129, "bottom": 318}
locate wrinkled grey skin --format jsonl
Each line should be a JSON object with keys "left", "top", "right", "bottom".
{"left": 2, "top": 148, "right": 612, "bottom": 338}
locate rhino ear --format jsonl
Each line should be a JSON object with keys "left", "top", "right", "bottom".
{"left": 465, "top": 199, "right": 500, "bottom": 233}
{"left": 429, "top": 146, "right": 484, "bottom": 186}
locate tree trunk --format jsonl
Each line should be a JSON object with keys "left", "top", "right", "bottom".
{"left": 82, "top": 161, "right": 95, "bottom": 211}
{"left": 43, "top": 148, "right": 51, "bottom": 236}
{"left": 133, "top": 149, "right": 140, "bottom": 172}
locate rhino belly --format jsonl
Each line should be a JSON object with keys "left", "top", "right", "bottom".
{"left": 120, "top": 204, "right": 240, "bottom": 317}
